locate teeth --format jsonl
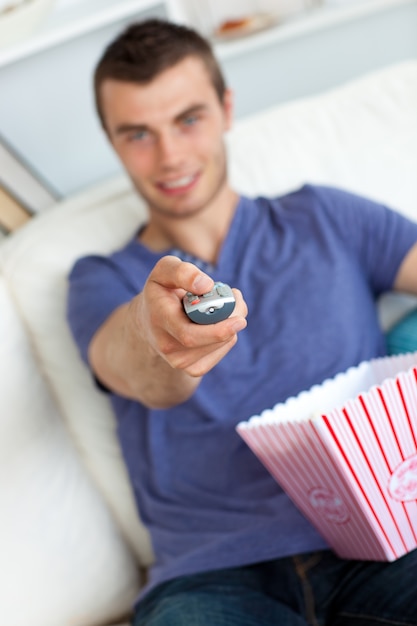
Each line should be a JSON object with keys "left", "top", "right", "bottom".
{"left": 162, "top": 175, "right": 195, "bottom": 189}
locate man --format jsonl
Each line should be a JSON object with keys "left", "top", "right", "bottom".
{"left": 67, "top": 18, "right": 417, "bottom": 626}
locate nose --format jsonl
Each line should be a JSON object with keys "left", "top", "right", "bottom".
{"left": 157, "top": 130, "right": 185, "bottom": 170}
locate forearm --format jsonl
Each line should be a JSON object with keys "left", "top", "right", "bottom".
{"left": 87, "top": 258, "right": 247, "bottom": 408}
{"left": 89, "top": 300, "right": 202, "bottom": 408}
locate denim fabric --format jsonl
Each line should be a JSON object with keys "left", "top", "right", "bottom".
{"left": 133, "top": 549, "right": 417, "bottom": 625}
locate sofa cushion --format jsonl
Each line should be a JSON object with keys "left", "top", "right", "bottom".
{"left": 0, "top": 276, "right": 140, "bottom": 626}
{"left": 0, "top": 177, "right": 154, "bottom": 568}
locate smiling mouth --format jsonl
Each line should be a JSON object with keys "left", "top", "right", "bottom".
{"left": 158, "top": 174, "right": 198, "bottom": 193}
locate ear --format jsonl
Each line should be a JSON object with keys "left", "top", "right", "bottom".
{"left": 222, "top": 88, "right": 234, "bottom": 131}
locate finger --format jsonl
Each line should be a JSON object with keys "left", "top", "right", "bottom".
{"left": 168, "top": 334, "right": 240, "bottom": 377}
{"left": 165, "top": 310, "right": 247, "bottom": 350}
{"left": 149, "top": 256, "right": 214, "bottom": 295}
{"left": 230, "top": 288, "right": 248, "bottom": 318}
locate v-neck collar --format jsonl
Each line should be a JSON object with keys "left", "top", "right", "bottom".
{"left": 128, "top": 195, "right": 250, "bottom": 280}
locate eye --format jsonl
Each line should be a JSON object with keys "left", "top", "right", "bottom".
{"left": 181, "top": 114, "right": 199, "bottom": 127}
{"left": 129, "top": 129, "right": 149, "bottom": 142}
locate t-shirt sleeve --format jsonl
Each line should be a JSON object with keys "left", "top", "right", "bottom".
{"left": 67, "top": 254, "right": 138, "bottom": 366}
{"left": 309, "top": 185, "right": 417, "bottom": 295}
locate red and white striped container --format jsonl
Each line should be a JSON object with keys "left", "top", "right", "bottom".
{"left": 237, "top": 352, "right": 417, "bottom": 561}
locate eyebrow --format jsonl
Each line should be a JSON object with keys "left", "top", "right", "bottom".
{"left": 114, "top": 104, "right": 209, "bottom": 137}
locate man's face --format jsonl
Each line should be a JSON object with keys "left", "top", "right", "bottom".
{"left": 100, "top": 57, "right": 233, "bottom": 219}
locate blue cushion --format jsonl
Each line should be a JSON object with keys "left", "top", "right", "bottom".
{"left": 386, "top": 308, "right": 417, "bottom": 355}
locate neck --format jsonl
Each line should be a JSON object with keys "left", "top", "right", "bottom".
{"left": 139, "top": 185, "right": 239, "bottom": 265}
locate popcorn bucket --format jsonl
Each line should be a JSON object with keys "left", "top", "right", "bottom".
{"left": 237, "top": 352, "right": 417, "bottom": 561}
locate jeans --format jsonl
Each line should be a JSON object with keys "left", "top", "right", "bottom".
{"left": 133, "top": 549, "right": 417, "bottom": 625}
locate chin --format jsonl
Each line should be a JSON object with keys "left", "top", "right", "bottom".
{"left": 158, "top": 201, "right": 208, "bottom": 220}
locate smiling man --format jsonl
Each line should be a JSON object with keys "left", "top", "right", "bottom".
{"left": 67, "top": 18, "right": 417, "bottom": 626}
{"left": 100, "top": 58, "right": 234, "bottom": 219}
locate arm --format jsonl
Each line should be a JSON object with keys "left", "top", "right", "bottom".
{"left": 88, "top": 255, "right": 248, "bottom": 409}
{"left": 393, "top": 241, "right": 417, "bottom": 295}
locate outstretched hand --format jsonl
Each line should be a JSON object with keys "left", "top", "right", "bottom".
{"left": 135, "top": 255, "right": 248, "bottom": 378}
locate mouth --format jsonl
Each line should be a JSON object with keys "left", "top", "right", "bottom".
{"left": 156, "top": 173, "right": 199, "bottom": 196}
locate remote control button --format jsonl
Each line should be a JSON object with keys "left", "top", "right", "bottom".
{"left": 191, "top": 298, "right": 200, "bottom": 305}
{"left": 216, "top": 285, "right": 231, "bottom": 297}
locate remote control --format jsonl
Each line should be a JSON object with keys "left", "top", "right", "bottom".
{"left": 183, "top": 282, "right": 236, "bottom": 324}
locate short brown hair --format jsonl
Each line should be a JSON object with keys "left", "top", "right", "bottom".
{"left": 94, "top": 18, "right": 227, "bottom": 127}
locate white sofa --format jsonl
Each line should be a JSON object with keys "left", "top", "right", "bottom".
{"left": 1, "top": 60, "right": 417, "bottom": 626}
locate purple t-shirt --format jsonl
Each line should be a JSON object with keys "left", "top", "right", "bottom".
{"left": 67, "top": 185, "right": 417, "bottom": 599}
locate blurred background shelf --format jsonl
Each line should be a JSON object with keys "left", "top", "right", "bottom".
{"left": 0, "top": 0, "right": 164, "bottom": 68}
{"left": 213, "top": 0, "right": 417, "bottom": 60}
{"left": 0, "top": 0, "right": 415, "bottom": 67}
